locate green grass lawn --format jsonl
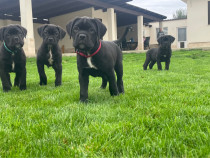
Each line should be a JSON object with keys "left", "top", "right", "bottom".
{"left": 0, "top": 50, "right": 210, "bottom": 157}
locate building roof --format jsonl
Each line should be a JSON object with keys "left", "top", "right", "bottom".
{"left": 0, "top": 0, "right": 167, "bottom": 26}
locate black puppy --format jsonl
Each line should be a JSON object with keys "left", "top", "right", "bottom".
{"left": 37, "top": 24, "right": 66, "bottom": 86}
{"left": 143, "top": 35, "right": 175, "bottom": 70}
{"left": 0, "top": 24, "right": 27, "bottom": 92}
{"left": 66, "top": 17, "right": 124, "bottom": 102}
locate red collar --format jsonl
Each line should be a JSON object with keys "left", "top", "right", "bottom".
{"left": 76, "top": 41, "right": 101, "bottom": 58}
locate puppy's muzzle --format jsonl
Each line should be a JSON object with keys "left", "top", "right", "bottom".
{"left": 48, "top": 37, "right": 54, "bottom": 42}
{"left": 79, "top": 34, "right": 87, "bottom": 40}
{"left": 14, "top": 37, "right": 19, "bottom": 42}
{"left": 13, "top": 37, "right": 23, "bottom": 49}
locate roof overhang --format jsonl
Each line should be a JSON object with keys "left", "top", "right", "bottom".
{"left": 0, "top": 0, "right": 166, "bottom": 25}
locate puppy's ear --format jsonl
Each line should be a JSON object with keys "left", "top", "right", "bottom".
{"left": 169, "top": 35, "right": 175, "bottom": 43}
{"left": 0, "top": 26, "right": 5, "bottom": 41}
{"left": 92, "top": 18, "right": 107, "bottom": 39}
{"left": 17, "top": 25, "right": 27, "bottom": 38}
{"left": 37, "top": 24, "right": 48, "bottom": 37}
{"left": 57, "top": 26, "right": 66, "bottom": 39}
{"left": 66, "top": 17, "right": 79, "bottom": 39}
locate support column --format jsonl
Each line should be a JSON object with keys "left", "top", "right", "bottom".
{"left": 137, "top": 16, "right": 144, "bottom": 50}
{"left": 107, "top": 8, "right": 116, "bottom": 41}
{"left": 114, "top": 13, "right": 117, "bottom": 40}
{"left": 19, "top": 0, "right": 35, "bottom": 57}
{"left": 159, "top": 21, "right": 163, "bottom": 30}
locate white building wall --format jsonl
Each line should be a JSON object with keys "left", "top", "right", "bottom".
{"left": 92, "top": 9, "right": 109, "bottom": 41}
{"left": 187, "top": 0, "right": 210, "bottom": 48}
{"left": 92, "top": 9, "right": 117, "bottom": 41}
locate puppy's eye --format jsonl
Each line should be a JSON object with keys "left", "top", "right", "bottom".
{"left": 89, "top": 28, "right": 95, "bottom": 33}
{"left": 55, "top": 32, "right": 59, "bottom": 36}
{"left": 73, "top": 26, "right": 79, "bottom": 32}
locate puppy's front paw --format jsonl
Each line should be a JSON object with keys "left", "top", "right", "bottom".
{"left": 3, "top": 87, "right": 11, "bottom": 92}
{"left": 3, "top": 84, "right": 12, "bottom": 92}
{"left": 40, "top": 81, "right": 47, "bottom": 86}
{"left": 143, "top": 67, "right": 147, "bottom": 70}
{"left": 100, "top": 85, "right": 106, "bottom": 89}
{"left": 20, "top": 85, "right": 26, "bottom": 91}
{"left": 80, "top": 99, "right": 88, "bottom": 103}
{"left": 55, "top": 82, "right": 61, "bottom": 87}
{"left": 110, "top": 91, "right": 119, "bottom": 96}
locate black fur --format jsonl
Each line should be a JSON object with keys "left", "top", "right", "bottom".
{"left": 36, "top": 24, "right": 66, "bottom": 86}
{"left": 66, "top": 17, "right": 125, "bottom": 102}
{"left": 0, "top": 24, "right": 27, "bottom": 92}
{"left": 143, "top": 35, "right": 175, "bottom": 70}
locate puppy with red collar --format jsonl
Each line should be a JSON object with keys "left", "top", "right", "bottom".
{"left": 66, "top": 17, "right": 124, "bottom": 102}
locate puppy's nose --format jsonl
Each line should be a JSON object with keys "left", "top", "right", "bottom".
{"left": 79, "top": 34, "right": 86, "bottom": 40}
{"left": 14, "top": 37, "right": 19, "bottom": 42}
{"left": 48, "top": 38, "right": 53, "bottom": 42}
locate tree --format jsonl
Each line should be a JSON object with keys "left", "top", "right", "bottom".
{"left": 173, "top": 8, "right": 187, "bottom": 19}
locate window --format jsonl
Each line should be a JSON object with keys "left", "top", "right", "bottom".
{"left": 208, "top": 1, "right": 210, "bottom": 24}
{"left": 156, "top": 27, "right": 168, "bottom": 37}
{"left": 178, "top": 27, "right": 187, "bottom": 42}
